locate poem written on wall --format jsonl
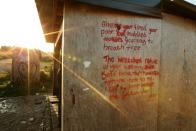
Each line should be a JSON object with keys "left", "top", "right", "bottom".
{"left": 99, "top": 20, "right": 160, "bottom": 100}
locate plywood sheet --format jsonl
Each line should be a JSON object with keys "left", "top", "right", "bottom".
{"left": 158, "top": 13, "right": 196, "bottom": 131}
{"left": 62, "top": 2, "right": 161, "bottom": 131}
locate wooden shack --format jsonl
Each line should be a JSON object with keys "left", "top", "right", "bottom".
{"left": 37, "top": 0, "right": 195, "bottom": 130}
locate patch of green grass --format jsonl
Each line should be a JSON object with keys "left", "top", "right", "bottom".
{"left": 0, "top": 81, "right": 10, "bottom": 89}
{"left": 40, "top": 59, "right": 53, "bottom": 92}
{"left": 0, "top": 83, "right": 29, "bottom": 97}
{"left": 0, "top": 73, "right": 29, "bottom": 97}
{"left": 0, "top": 73, "right": 8, "bottom": 78}
{"left": 0, "top": 73, "right": 13, "bottom": 97}
{"left": 0, "top": 73, "right": 10, "bottom": 87}
{"left": 0, "top": 46, "right": 13, "bottom": 60}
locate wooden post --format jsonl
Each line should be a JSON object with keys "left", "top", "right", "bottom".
{"left": 53, "top": 35, "right": 62, "bottom": 97}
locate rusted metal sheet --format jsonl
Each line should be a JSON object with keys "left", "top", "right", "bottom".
{"left": 62, "top": 2, "right": 161, "bottom": 130}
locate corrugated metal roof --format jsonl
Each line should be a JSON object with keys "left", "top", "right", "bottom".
{"left": 76, "top": 0, "right": 196, "bottom": 19}
{"left": 76, "top": 0, "right": 162, "bottom": 17}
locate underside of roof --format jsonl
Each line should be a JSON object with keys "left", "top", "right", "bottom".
{"left": 163, "top": 0, "right": 196, "bottom": 20}
{"left": 35, "top": 0, "right": 64, "bottom": 43}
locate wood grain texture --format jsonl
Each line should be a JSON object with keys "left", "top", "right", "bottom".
{"left": 62, "top": 1, "right": 161, "bottom": 131}
{"left": 158, "top": 13, "right": 196, "bottom": 131}
{"left": 12, "top": 48, "right": 40, "bottom": 95}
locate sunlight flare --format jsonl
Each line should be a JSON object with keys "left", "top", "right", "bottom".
{"left": 0, "top": 0, "right": 53, "bottom": 52}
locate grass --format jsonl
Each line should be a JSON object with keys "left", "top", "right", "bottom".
{"left": 0, "top": 46, "right": 13, "bottom": 60}
{"left": 0, "top": 73, "right": 14, "bottom": 97}
{"left": 40, "top": 59, "right": 53, "bottom": 94}
{"left": 0, "top": 67, "right": 53, "bottom": 97}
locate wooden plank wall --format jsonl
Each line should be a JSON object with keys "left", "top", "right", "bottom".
{"left": 62, "top": 1, "right": 161, "bottom": 131}
{"left": 158, "top": 13, "right": 196, "bottom": 131}
{"left": 12, "top": 48, "right": 40, "bottom": 95}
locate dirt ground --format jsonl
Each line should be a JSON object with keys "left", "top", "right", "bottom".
{"left": 0, "top": 95, "right": 52, "bottom": 131}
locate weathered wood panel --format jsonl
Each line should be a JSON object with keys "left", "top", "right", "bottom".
{"left": 62, "top": 2, "right": 161, "bottom": 131}
{"left": 158, "top": 13, "right": 196, "bottom": 131}
{"left": 12, "top": 48, "right": 40, "bottom": 95}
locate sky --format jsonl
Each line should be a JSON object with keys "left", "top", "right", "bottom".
{"left": 0, "top": 0, "right": 53, "bottom": 52}
{"left": 185, "top": 0, "right": 196, "bottom": 5}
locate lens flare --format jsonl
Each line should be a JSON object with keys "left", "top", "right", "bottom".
{"left": 0, "top": 0, "right": 53, "bottom": 52}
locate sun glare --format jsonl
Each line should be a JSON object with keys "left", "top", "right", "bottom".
{"left": 0, "top": 0, "right": 53, "bottom": 52}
